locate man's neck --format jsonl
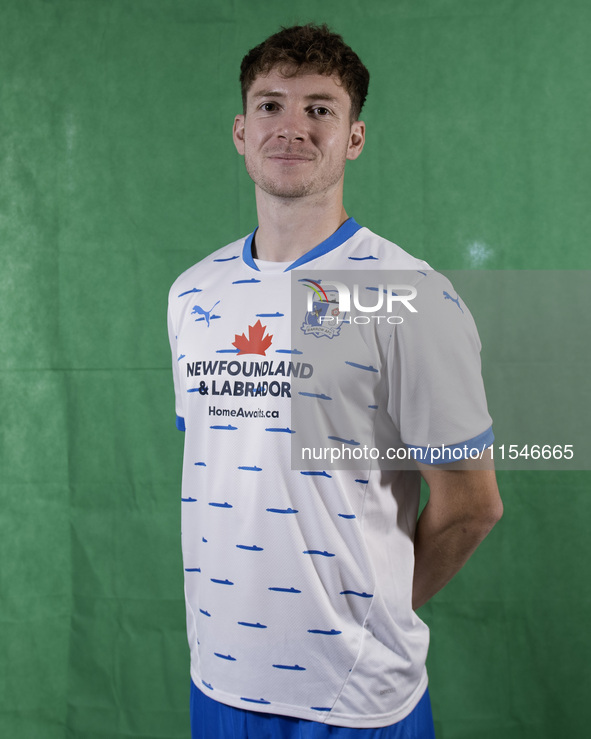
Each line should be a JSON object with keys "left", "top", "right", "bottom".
{"left": 252, "top": 189, "right": 350, "bottom": 263}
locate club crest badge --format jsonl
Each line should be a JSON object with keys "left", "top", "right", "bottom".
{"left": 300, "top": 284, "right": 348, "bottom": 339}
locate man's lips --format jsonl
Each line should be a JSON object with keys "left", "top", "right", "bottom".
{"left": 266, "top": 153, "right": 314, "bottom": 162}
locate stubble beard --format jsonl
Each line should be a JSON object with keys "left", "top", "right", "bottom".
{"left": 244, "top": 152, "right": 346, "bottom": 200}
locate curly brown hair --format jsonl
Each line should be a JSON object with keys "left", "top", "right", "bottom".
{"left": 239, "top": 24, "right": 370, "bottom": 121}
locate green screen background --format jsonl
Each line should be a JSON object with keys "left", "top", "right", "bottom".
{"left": 1, "top": 1, "right": 589, "bottom": 737}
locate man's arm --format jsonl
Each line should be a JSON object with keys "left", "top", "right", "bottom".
{"left": 412, "top": 451, "right": 503, "bottom": 610}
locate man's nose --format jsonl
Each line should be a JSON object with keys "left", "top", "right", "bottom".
{"left": 276, "top": 111, "right": 307, "bottom": 142}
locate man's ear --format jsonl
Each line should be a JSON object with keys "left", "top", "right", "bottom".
{"left": 347, "top": 120, "right": 366, "bottom": 161}
{"left": 233, "top": 114, "right": 246, "bottom": 155}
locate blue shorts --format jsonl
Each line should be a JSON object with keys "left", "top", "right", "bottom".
{"left": 190, "top": 680, "right": 436, "bottom": 738}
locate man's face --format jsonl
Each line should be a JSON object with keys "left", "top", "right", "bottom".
{"left": 233, "top": 69, "right": 365, "bottom": 200}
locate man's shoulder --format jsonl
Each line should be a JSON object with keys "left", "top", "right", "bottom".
{"left": 339, "top": 226, "right": 432, "bottom": 272}
{"left": 168, "top": 234, "right": 249, "bottom": 299}
{"left": 342, "top": 226, "right": 472, "bottom": 308}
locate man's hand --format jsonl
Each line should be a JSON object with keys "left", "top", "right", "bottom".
{"left": 412, "top": 450, "right": 502, "bottom": 610}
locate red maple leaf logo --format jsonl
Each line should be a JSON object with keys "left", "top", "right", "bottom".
{"left": 232, "top": 320, "right": 273, "bottom": 356}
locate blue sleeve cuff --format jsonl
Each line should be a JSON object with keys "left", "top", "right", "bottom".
{"left": 176, "top": 415, "right": 186, "bottom": 432}
{"left": 406, "top": 426, "right": 494, "bottom": 465}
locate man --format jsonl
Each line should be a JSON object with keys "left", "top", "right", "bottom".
{"left": 168, "top": 23, "right": 502, "bottom": 739}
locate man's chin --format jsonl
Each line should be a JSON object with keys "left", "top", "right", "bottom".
{"left": 255, "top": 179, "right": 313, "bottom": 199}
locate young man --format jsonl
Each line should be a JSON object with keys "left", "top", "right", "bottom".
{"left": 168, "top": 24, "right": 502, "bottom": 739}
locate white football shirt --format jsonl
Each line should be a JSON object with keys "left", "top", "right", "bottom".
{"left": 167, "top": 218, "right": 493, "bottom": 727}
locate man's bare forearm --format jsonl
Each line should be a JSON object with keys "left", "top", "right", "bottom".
{"left": 412, "top": 461, "right": 502, "bottom": 610}
{"left": 412, "top": 497, "right": 500, "bottom": 609}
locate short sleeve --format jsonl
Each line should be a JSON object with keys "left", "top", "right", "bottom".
{"left": 167, "top": 294, "right": 186, "bottom": 431}
{"left": 387, "top": 271, "right": 493, "bottom": 463}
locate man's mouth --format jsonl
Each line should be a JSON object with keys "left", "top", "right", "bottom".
{"left": 267, "top": 152, "right": 314, "bottom": 162}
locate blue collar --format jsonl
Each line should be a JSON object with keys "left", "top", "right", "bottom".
{"left": 242, "top": 218, "right": 362, "bottom": 272}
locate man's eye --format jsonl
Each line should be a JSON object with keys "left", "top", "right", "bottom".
{"left": 261, "top": 102, "right": 277, "bottom": 112}
{"left": 313, "top": 107, "right": 331, "bottom": 116}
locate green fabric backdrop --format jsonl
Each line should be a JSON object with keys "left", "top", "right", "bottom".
{"left": 1, "top": 1, "right": 589, "bottom": 737}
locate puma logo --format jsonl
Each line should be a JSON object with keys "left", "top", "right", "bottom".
{"left": 443, "top": 291, "right": 463, "bottom": 313}
{"left": 191, "top": 301, "right": 220, "bottom": 327}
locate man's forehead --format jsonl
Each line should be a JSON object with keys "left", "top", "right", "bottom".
{"left": 248, "top": 68, "right": 346, "bottom": 99}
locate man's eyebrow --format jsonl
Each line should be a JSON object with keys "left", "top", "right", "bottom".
{"left": 252, "top": 90, "right": 340, "bottom": 103}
